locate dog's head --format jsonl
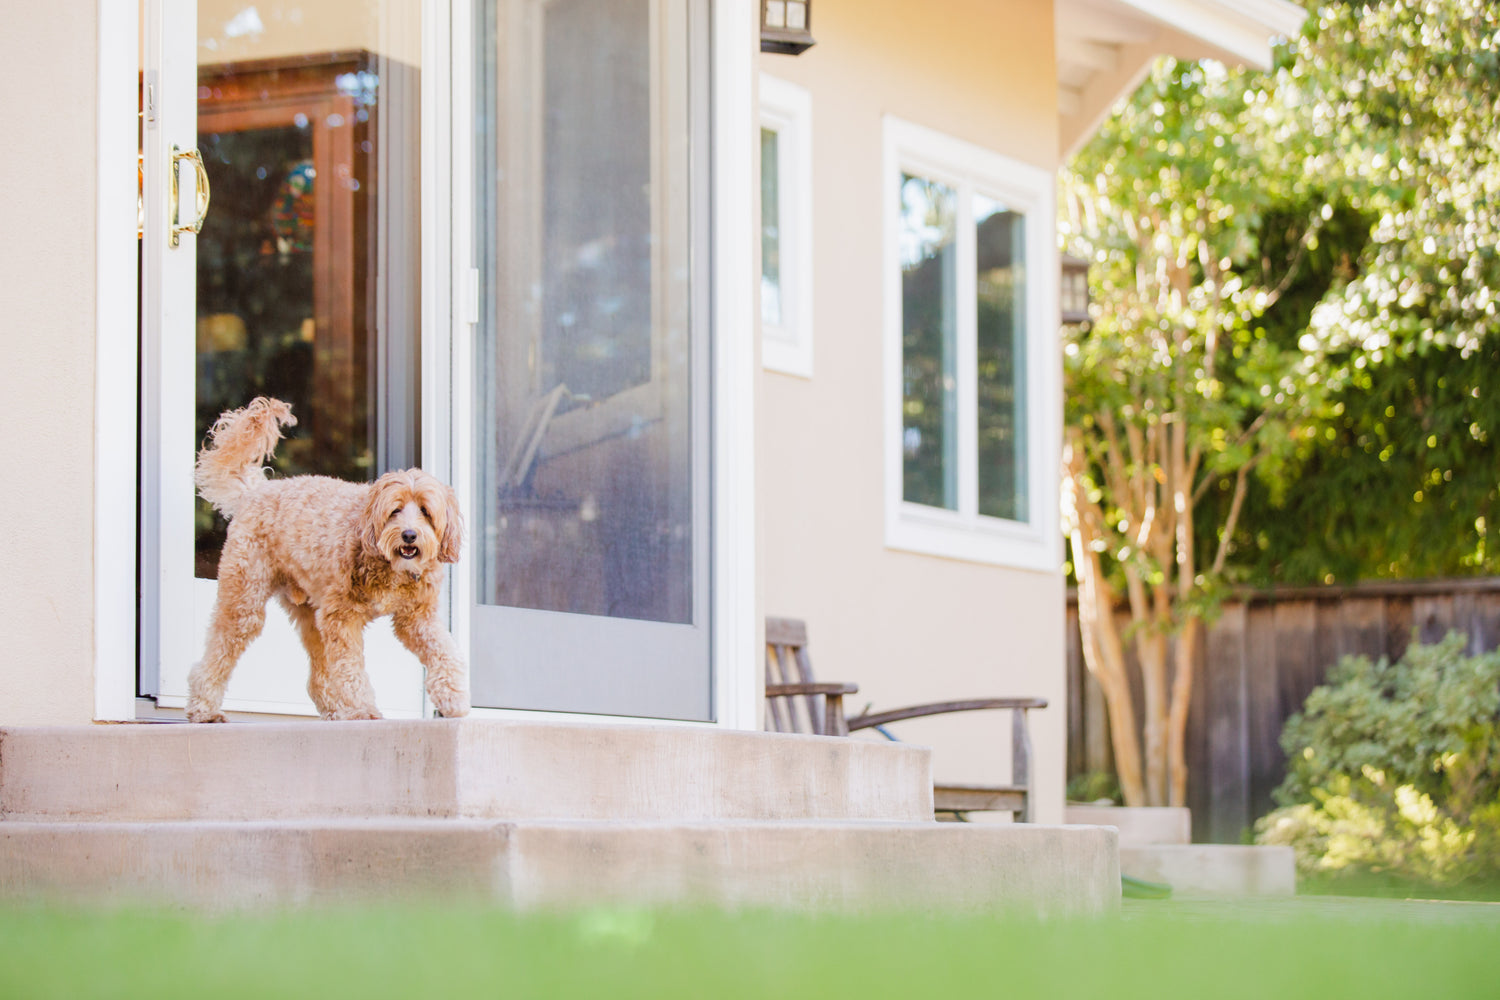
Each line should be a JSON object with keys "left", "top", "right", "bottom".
{"left": 361, "top": 470, "right": 464, "bottom": 577}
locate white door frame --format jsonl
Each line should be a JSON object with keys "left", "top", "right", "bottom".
{"left": 95, "top": 0, "right": 143, "bottom": 721}
{"left": 93, "top": 0, "right": 757, "bottom": 729}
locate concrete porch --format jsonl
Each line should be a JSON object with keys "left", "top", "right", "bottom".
{"left": 0, "top": 720, "right": 1118, "bottom": 912}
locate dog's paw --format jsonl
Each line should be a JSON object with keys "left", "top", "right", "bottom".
{"left": 186, "top": 708, "right": 228, "bottom": 724}
{"left": 429, "top": 689, "right": 470, "bottom": 719}
{"left": 323, "top": 706, "right": 384, "bottom": 721}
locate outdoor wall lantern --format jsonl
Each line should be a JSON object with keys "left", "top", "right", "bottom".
{"left": 761, "top": 0, "right": 815, "bottom": 55}
{"left": 1060, "top": 253, "right": 1092, "bottom": 327}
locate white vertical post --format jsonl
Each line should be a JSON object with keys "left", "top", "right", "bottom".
{"left": 712, "top": 0, "right": 759, "bottom": 730}
{"left": 95, "top": 0, "right": 142, "bottom": 720}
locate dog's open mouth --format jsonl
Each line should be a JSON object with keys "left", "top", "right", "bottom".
{"left": 398, "top": 544, "right": 420, "bottom": 560}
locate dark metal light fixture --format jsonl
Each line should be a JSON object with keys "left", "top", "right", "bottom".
{"left": 761, "top": 0, "right": 815, "bottom": 55}
{"left": 1060, "top": 253, "right": 1092, "bottom": 327}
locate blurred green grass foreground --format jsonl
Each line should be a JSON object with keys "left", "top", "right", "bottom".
{"left": 4, "top": 896, "right": 1500, "bottom": 1000}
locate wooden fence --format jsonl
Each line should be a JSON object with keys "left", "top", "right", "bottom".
{"left": 1066, "top": 577, "right": 1500, "bottom": 844}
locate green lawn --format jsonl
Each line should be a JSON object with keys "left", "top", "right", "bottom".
{"left": 3, "top": 897, "right": 1498, "bottom": 999}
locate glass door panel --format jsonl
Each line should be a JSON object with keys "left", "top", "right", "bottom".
{"left": 471, "top": 0, "right": 711, "bottom": 720}
{"left": 141, "top": 0, "right": 426, "bottom": 715}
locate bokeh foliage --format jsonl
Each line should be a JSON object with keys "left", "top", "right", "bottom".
{"left": 1207, "top": 0, "right": 1500, "bottom": 583}
{"left": 1068, "top": 0, "right": 1500, "bottom": 588}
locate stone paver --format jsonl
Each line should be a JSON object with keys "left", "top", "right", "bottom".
{"left": 1125, "top": 893, "right": 1500, "bottom": 923}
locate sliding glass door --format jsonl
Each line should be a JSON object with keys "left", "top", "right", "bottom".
{"left": 469, "top": 0, "right": 712, "bottom": 720}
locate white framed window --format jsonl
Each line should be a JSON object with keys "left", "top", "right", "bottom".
{"left": 883, "top": 117, "right": 1060, "bottom": 572}
{"left": 758, "top": 73, "right": 813, "bottom": 377}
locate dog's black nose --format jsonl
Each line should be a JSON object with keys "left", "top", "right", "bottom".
{"left": 401, "top": 529, "right": 418, "bottom": 544}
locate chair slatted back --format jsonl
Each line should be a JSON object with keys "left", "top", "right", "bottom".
{"left": 764, "top": 616, "right": 826, "bottom": 735}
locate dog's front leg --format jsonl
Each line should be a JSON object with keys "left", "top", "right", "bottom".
{"left": 313, "top": 607, "right": 383, "bottom": 720}
{"left": 393, "top": 611, "right": 470, "bottom": 718}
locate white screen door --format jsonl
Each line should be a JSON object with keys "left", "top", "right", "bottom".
{"left": 139, "top": 0, "right": 428, "bottom": 717}
{"left": 468, "top": 0, "right": 713, "bottom": 720}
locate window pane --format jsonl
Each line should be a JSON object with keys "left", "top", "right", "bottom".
{"left": 191, "top": 12, "right": 423, "bottom": 579}
{"left": 975, "top": 195, "right": 1027, "bottom": 522}
{"left": 474, "top": 0, "right": 695, "bottom": 625}
{"left": 900, "top": 173, "right": 958, "bottom": 510}
{"left": 760, "top": 126, "right": 782, "bottom": 327}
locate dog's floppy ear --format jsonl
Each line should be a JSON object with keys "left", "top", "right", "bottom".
{"left": 438, "top": 482, "right": 465, "bottom": 563}
{"left": 362, "top": 474, "right": 397, "bottom": 558}
{"left": 438, "top": 481, "right": 465, "bottom": 563}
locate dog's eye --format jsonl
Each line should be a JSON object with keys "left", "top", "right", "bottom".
{"left": 389, "top": 507, "right": 401, "bottom": 519}
{"left": 420, "top": 505, "right": 430, "bottom": 519}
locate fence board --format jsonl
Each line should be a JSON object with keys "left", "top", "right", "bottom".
{"left": 1475, "top": 593, "right": 1500, "bottom": 655}
{"left": 1066, "top": 577, "right": 1500, "bottom": 843}
{"left": 1205, "top": 604, "right": 1250, "bottom": 844}
{"left": 1340, "top": 596, "right": 1387, "bottom": 662}
{"left": 1451, "top": 591, "right": 1480, "bottom": 655}
{"left": 1245, "top": 602, "right": 1283, "bottom": 826}
{"left": 1274, "top": 601, "right": 1320, "bottom": 728}
{"left": 1414, "top": 594, "right": 1456, "bottom": 645}
{"left": 1387, "top": 597, "right": 1414, "bottom": 661}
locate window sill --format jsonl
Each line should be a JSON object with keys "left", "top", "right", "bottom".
{"left": 886, "top": 503, "right": 1061, "bottom": 573}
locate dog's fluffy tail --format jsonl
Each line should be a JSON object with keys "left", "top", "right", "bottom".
{"left": 195, "top": 397, "right": 297, "bottom": 519}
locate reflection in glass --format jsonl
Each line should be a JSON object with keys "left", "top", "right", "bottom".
{"left": 191, "top": 5, "right": 422, "bottom": 578}
{"left": 761, "top": 126, "right": 782, "bottom": 327}
{"left": 900, "top": 173, "right": 958, "bottom": 511}
{"left": 975, "top": 195, "right": 1027, "bottom": 522}
{"left": 475, "top": 0, "right": 695, "bottom": 625}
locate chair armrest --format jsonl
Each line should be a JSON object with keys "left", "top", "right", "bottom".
{"left": 765, "top": 682, "right": 860, "bottom": 737}
{"left": 846, "top": 697, "right": 1046, "bottom": 731}
{"left": 849, "top": 696, "right": 1047, "bottom": 822}
{"left": 765, "top": 682, "right": 860, "bottom": 698}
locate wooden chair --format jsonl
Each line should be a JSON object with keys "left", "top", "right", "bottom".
{"left": 764, "top": 616, "right": 1047, "bottom": 822}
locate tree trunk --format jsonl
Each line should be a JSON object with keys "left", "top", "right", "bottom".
{"left": 1071, "top": 537, "right": 1147, "bottom": 807}
{"left": 1167, "top": 615, "right": 1199, "bottom": 806}
{"left": 1061, "top": 442, "right": 1147, "bottom": 806}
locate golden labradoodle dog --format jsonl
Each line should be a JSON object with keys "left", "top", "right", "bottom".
{"left": 187, "top": 397, "right": 469, "bottom": 722}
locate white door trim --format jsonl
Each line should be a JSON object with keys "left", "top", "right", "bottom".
{"left": 710, "top": 0, "right": 758, "bottom": 730}
{"left": 95, "top": 0, "right": 141, "bottom": 721}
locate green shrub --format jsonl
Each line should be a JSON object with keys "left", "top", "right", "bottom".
{"left": 1255, "top": 631, "right": 1500, "bottom": 893}
{"left": 1066, "top": 770, "right": 1122, "bottom": 805}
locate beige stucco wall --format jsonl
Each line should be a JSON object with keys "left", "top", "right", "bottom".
{"left": 0, "top": 0, "right": 100, "bottom": 724}
{"left": 756, "top": 0, "right": 1068, "bottom": 822}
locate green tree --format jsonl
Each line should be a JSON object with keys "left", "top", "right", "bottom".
{"left": 1062, "top": 0, "right": 1500, "bottom": 805}
{"left": 1059, "top": 58, "right": 1330, "bottom": 807}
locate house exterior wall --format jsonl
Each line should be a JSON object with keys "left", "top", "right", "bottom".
{"left": 0, "top": 0, "right": 1071, "bottom": 816}
{"left": 0, "top": 0, "right": 101, "bottom": 725}
{"left": 757, "top": 0, "right": 1068, "bottom": 823}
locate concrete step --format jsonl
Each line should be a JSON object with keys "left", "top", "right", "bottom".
{"left": 0, "top": 720, "right": 933, "bottom": 824}
{"left": 0, "top": 819, "right": 1120, "bottom": 914}
{"left": 1120, "top": 844, "right": 1296, "bottom": 896}
{"left": 1063, "top": 805, "right": 1192, "bottom": 845}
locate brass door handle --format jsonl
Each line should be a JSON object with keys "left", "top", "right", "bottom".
{"left": 169, "top": 144, "right": 211, "bottom": 248}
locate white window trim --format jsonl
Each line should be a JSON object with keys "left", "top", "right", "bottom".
{"left": 758, "top": 73, "right": 813, "bottom": 378}
{"left": 882, "top": 116, "right": 1061, "bottom": 574}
